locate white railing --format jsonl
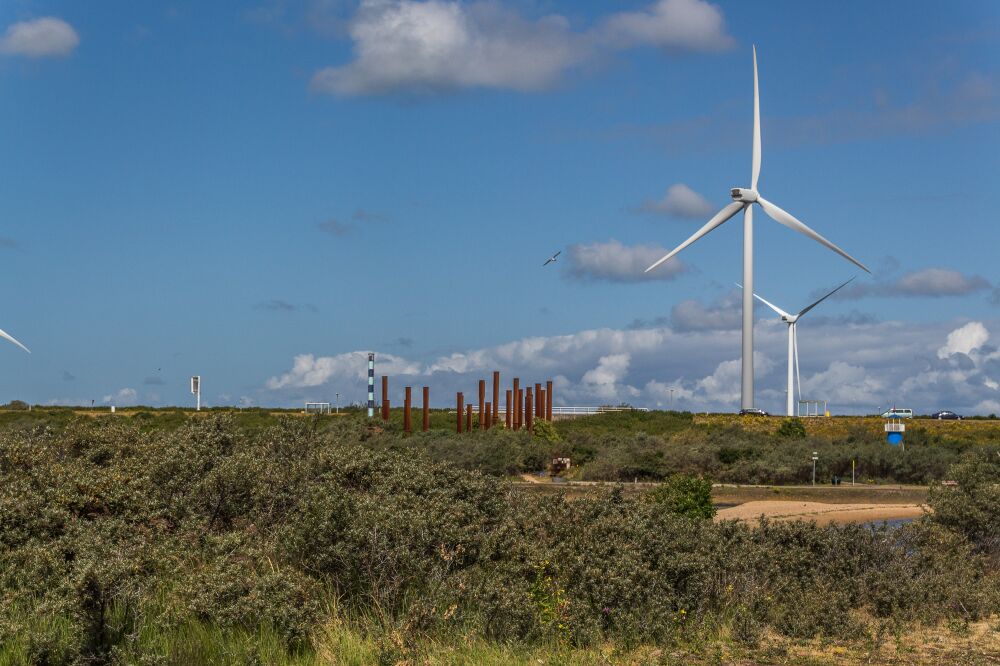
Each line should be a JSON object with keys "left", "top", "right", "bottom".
{"left": 452, "top": 406, "right": 649, "bottom": 415}
{"left": 551, "top": 406, "right": 649, "bottom": 415}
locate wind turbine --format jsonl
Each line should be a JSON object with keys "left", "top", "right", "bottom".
{"left": 739, "top": 277, "right": 855, "bottom": 416}
{"left": 644, "top": 46, "right": 870, "bottom": 411}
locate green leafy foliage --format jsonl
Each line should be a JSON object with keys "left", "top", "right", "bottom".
{"left": 649, "top": 474, "right": 716, "bottom": 519}
{"left": 0, "top": 415, "right": 995, "bottom": 664}
{"left": 777, "top": 418, "right": 807, "bottom": 439}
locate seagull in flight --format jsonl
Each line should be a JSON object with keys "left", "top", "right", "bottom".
{"left": 542, "top": 251, "right": 561, "bottom": 267}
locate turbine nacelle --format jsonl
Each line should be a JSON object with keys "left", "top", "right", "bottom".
{"left": 730, "top": 188, "right": 758, "bottom": 203}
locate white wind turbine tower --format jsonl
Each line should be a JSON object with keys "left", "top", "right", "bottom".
{"left": 645, "top": 46, "right": 870, "bottom": 411}
{"left": 741, "top": 277, "right": 855, "bottom": 416}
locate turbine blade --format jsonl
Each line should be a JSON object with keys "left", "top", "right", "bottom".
{"left": 752, "top": 45, "right": 761, "bottom": 190}
{"left": 753, "top": 293, "right": 791, "bottom": 319}
{"left": 793, "top": 323, "right": 801, "bottom": 403}
{"left": 0, "top": 327, "right": 30, "bottom": 354}
{"left": 756, "top": 196, "right": 870, "bottom": 273}
{"left": 796, "top": 276, "right": 857, "bottom": 318}
{"left": 645, "top": 202, "right": 745, "bottom": 273}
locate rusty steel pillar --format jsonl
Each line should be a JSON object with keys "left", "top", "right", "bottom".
{"left": 538, "top": 389, "right": 546, "bottom": 421}
{"left": 381, "top": 376, "right": 389, "bottom": 421}
{"left": 492, "top": 371, "right": 500, "bottom": 423}
{"left": 484, "top": 402, "right": 491, "bottom": 430}
{"left": 456, "top": 392, "right": 464, "bottom": 433}
{"left": 546, "top": 380, "right": 553, "bottom": 420}
{"left": 534, "top": 383, "right": 542, "bottom": 419}
{"left": 505, "top": 389, "right": 512, "bottom": 429}
{"left": 525, "top": 387, "right": 534, "bottom": 433}
{"left": 516, "top": 388, "right": 523, "bottom": 430}
{"left": 478, "top": 379, "right": 486, "bottom": 430}
{"left": 466, "top": 404, "right": 473, "bottom": 432}
{"left": 422, "top": 387, "right": 429, "bottom": 432}
{"left": 404, "top": 387, "right": 412, "bottom": 434}
{"left": 512, "top": 378, "right": 520, "bottom": 429}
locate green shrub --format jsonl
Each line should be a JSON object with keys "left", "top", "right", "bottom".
{"left": 777, "top": 418, "right": 806, "bottom": 439}
{"left": 649, "top": 474, "right": 716, "bottom": 519}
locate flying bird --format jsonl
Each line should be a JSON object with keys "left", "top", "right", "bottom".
{"left": 543, "top": 251, "right": 561, "bottom": 266}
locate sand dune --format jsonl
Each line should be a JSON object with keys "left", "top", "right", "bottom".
{"left": 716, "top": 500, "right": 927, "bottom": 525}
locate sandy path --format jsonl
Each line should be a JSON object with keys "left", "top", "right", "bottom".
{"left": 715, "top": 500, "right": 927, "bottom": 525}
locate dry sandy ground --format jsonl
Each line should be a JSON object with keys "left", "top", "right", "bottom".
{"left": 716, "top": 500, "right": 927, "bottom": 525}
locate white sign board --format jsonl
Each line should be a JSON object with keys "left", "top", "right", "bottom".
{"left": 191, "top": 376, "right": 200, "bottom": 395}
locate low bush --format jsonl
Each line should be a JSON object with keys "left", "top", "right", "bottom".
{"left": 0, "top": 416, "right": 995, "bottom": 664}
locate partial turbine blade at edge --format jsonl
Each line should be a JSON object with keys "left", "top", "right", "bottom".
{"left": 0, "top": 327, "right": 30, "bottom": 354}
{"left": 796, "top": 276, "right": 856, "bottom": 318}
{"left": 752, "top": 45, "right": 761, "bottom": 190}
{"left": 645, "top": 202, "right": 745, "bottom": 273}
{"left": 756, "top": 196, "right": 870, "bottom": 273}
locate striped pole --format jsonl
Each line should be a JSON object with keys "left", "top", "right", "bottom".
{"left": 367, "top": 353, "right": 375, "bottom": 418}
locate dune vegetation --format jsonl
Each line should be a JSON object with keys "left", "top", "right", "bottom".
{"left": 0, "top": 413, "right": 997, "bottom": 664}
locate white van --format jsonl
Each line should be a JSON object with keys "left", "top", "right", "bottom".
{"left": 881, "top": 408, "right": 913, "bottom": 419}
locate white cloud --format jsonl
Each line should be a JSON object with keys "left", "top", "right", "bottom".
{"left": 637, "top": 183, "right": 715, "bottom": 218}
{"left": 262, "top": 313, "right": 1000, "bottom": 415}
{"left": 102, "top": 388, "right": 138, "bottom": 405}
{"left": 599, "top": 0, "right": 734, "bottom": 52}
{"left": 828, "top": 267, "right": 991, "bottom": 301}
{"left": 669, "top": 288, "right": 742, "bottom": 332}
{"left": 895, "top": 268, "right": 991, "bottom": 297}
{"left": 311, "top": 0, "right": 586, "bottom": 95}
{"left": 0, "top": 17, "right": 79, "bottom": 58}
{"left": 565, "top": 239, "right": 685, "bottom": 282}
{"left": 937, "top": 321, "right": 989, "bottom": 359}
{"left": 311, "top": 0, "right": 733, "bottom": 96}
{"left": 266, "top": 351, "right": 421, "bottom": 389}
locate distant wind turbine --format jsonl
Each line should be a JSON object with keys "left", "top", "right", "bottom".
{"left": 644, "top": 45, "right": 870, "bottom": 411}
{"left": 738, "top": 277, "right": 855, "bottom": 416}
{"left": 543, "top": 251, "right": 561, "bottom": 266}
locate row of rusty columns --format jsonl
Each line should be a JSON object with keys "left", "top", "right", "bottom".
{"left": 379, "top": 372, "right": 553, "bottom": 434}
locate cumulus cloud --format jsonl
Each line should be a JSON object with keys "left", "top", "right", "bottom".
{"left": 102, "top": 388, "right": 138, "bottom": 405}
{"left": 636, "top": 183, "right": 715, "bottom": 218}
{"left": 267, "top": 351, "right": 421, "bottom": 389}
{"left": 564, "top": 239, "right": 685, "bottom": 283}
{"left": 669, "top": 288, "right": 742, "bottom": 332}
{"left": 0, "top": 17, "right": 79, "bottom": 58}
{"left": 311, "top": 0, "right": 732, "bottom": 96}
{"left": 262, "top": 312, "right": 1000, "bottom": 416}
{"left": 831, "top": 267, "right": 991, "bottom": 300}
{"left": 599, "top": 0, "right": 734, "bottom": 52}
{"left": 311, "top": 0, "right": 586, "bottom": 95}
{"left": 937, "top": 321, "right": 989, "bottom": 359}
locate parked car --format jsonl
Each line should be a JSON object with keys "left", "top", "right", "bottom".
{"left": 739, "top": 408, "right": 770, "bottom": 416}
{"left": 930, "top": 410, "right": 962, "bottom": 420}
{"left": 881, "top": 408, "right": 913, "bottom": 419}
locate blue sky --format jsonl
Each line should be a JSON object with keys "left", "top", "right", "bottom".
{"left": 1, "top": 0, "right": 999, "bottom": 413}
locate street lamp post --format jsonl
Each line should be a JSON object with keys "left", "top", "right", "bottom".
{"left": 335, "top": 393, "right": 340, "bottom": 414}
